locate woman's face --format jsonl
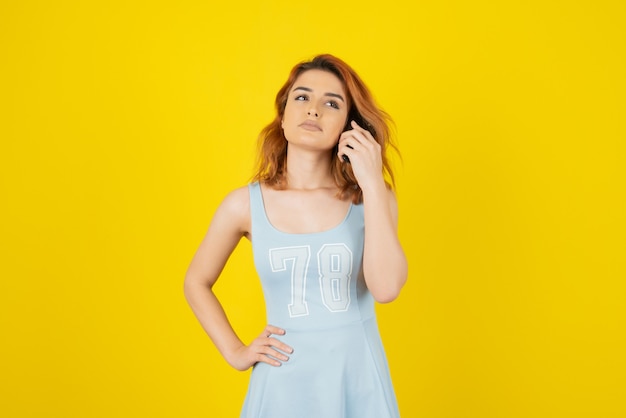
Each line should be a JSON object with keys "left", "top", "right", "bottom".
{"left": 281, "top": 69, "right": 349, "bottom": 154}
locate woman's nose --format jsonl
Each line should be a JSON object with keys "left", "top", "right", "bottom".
{"left": 307, "top": 106, "right": 319, "bottom": 117}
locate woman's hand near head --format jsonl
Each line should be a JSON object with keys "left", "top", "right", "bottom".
{"left": 337, "top": 120, "right": 386, "bottom": 191}
{"left": 227, "top": 325, "right": 294, "bottom": 371}
{"left": 338, "top": 121, "right": 408, "bottom": 302}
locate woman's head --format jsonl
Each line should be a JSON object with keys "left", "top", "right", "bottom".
{"left": 253, "top": 54, "right": 398, "bottom": 203}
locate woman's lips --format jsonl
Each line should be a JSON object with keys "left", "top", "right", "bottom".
{"left": 299, "top": 120, "right": 322, "bottom": 131}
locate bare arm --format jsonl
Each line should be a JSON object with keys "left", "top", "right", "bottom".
{"left": 361, "top": 184, "right": 408, "bottom": 302}
{"left": 338, "top": 121, "right": 408, "bottom": 302}
{"left": 184, "top": 187, "right": 292, "bottom": 370}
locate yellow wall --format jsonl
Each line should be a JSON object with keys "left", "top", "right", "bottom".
{"left": 1, "top": 1, "right": 624, "bottom": 417}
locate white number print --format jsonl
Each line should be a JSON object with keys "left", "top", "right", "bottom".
{"left": 269, "top": 244, "right": 353, "bottom": 317}
{"left": 269, "top": 246, "right": 311, "bottom": 317}
{"left": 318, "top": 244, "right": 352, "bottom": 312}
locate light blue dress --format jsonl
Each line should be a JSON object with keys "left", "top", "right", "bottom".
{"left": 240, "top": 182, "right": 400, "bottom": 418}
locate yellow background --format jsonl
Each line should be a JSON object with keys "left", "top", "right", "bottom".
{"left": 1, "top": 1, "right": 624, "bottom": 417}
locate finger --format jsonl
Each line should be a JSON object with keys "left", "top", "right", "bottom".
{"left": 256, "top": 353, "right": 283, "bottom": 367}
{"left": 342, "top": 128, "right": 380, "bottom": 158}
{"left": 247, "top": 341, "right": 290, "bottom": 366}
{"left": 340, "top": 136, "right": 369, "bottom": 162}
{"left": 261, "top": 345, "right": 291, "bottom": 362}
{"left": 340, "top": 143, "right": 353, "bottom": 162}
{"left": 338, "top": 142, "right": 355, "bottom": 163}
{"left": 350, "top": 120, "right": 375, "bottom": 142}
{"left": 340, "top": 133, "right": 372, "bottom": 157}
{"left": 264, "top": 324, "right": 286, "bottom": 337}
{"left": 252, "top": 341, "right": 292, "bottom": 367}
{"left": 340, "top": 128, "right": 366, "bottom": 145}
{"left": 264, "top": 337, "right": 294, "bottom": 354}
{"left": 338, "top": 133, "right": 363, "bottom": 154}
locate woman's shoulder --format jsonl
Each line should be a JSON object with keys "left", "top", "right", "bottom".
{"left": 211, "top": 184, "right": 252, "bottom": 235}
{"left": 220, "top": 184, "right": 251, "bottom": 211}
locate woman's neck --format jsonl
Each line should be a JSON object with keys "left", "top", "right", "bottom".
{"left": 284, "top": 149, "right": 335, "bottom": 190}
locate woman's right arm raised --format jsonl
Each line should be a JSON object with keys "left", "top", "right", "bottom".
{"left": 183, "top": 187, "right": 292, "bottom": 371}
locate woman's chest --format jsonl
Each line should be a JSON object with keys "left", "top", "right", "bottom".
{"left": 263, "top": 190, "right": 351, "bottom": 234}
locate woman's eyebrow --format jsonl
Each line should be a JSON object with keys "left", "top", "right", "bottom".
{"left": 293, "top": 86, "right": 345, "bottom": 103}
{"left": 325, "top": 92, "right": 345, "bottom": 102}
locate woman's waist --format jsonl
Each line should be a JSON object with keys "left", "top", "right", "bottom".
{"left": 266, "top": 309, "right": 377, "bottom": 333}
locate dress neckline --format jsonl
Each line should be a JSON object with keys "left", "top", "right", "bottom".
{"left": 256, "top": 182, "right": 353, "bottom": 236}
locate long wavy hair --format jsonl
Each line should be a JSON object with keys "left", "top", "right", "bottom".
{"left": 252, "top": 54, "right": 399, "bottom": 203}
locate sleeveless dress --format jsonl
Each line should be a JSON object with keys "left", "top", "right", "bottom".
{"left": 240, "top": 182, "right": 400, "bottom": 418}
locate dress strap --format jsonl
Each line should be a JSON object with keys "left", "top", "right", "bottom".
{"left": 248, "top": 182, "right": 271, "bottom": 236}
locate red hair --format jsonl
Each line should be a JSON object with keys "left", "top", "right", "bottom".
{"left": 252, "top": 54, "right": 399, "bottom": 203}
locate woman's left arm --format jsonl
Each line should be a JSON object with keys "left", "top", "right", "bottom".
{"left": 338, "top": 121, "right": 408, "bottom": 303}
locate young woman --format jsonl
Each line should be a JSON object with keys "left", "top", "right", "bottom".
{"left": 185, "top": 54, "right": 408, "bottom": 417}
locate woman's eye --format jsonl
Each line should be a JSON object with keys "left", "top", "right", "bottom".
{"left": 295, "top": 94, "right": 308, "bottom": 101}
{"left": 326, "top": 100, "right": 340, "bottom": 109}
